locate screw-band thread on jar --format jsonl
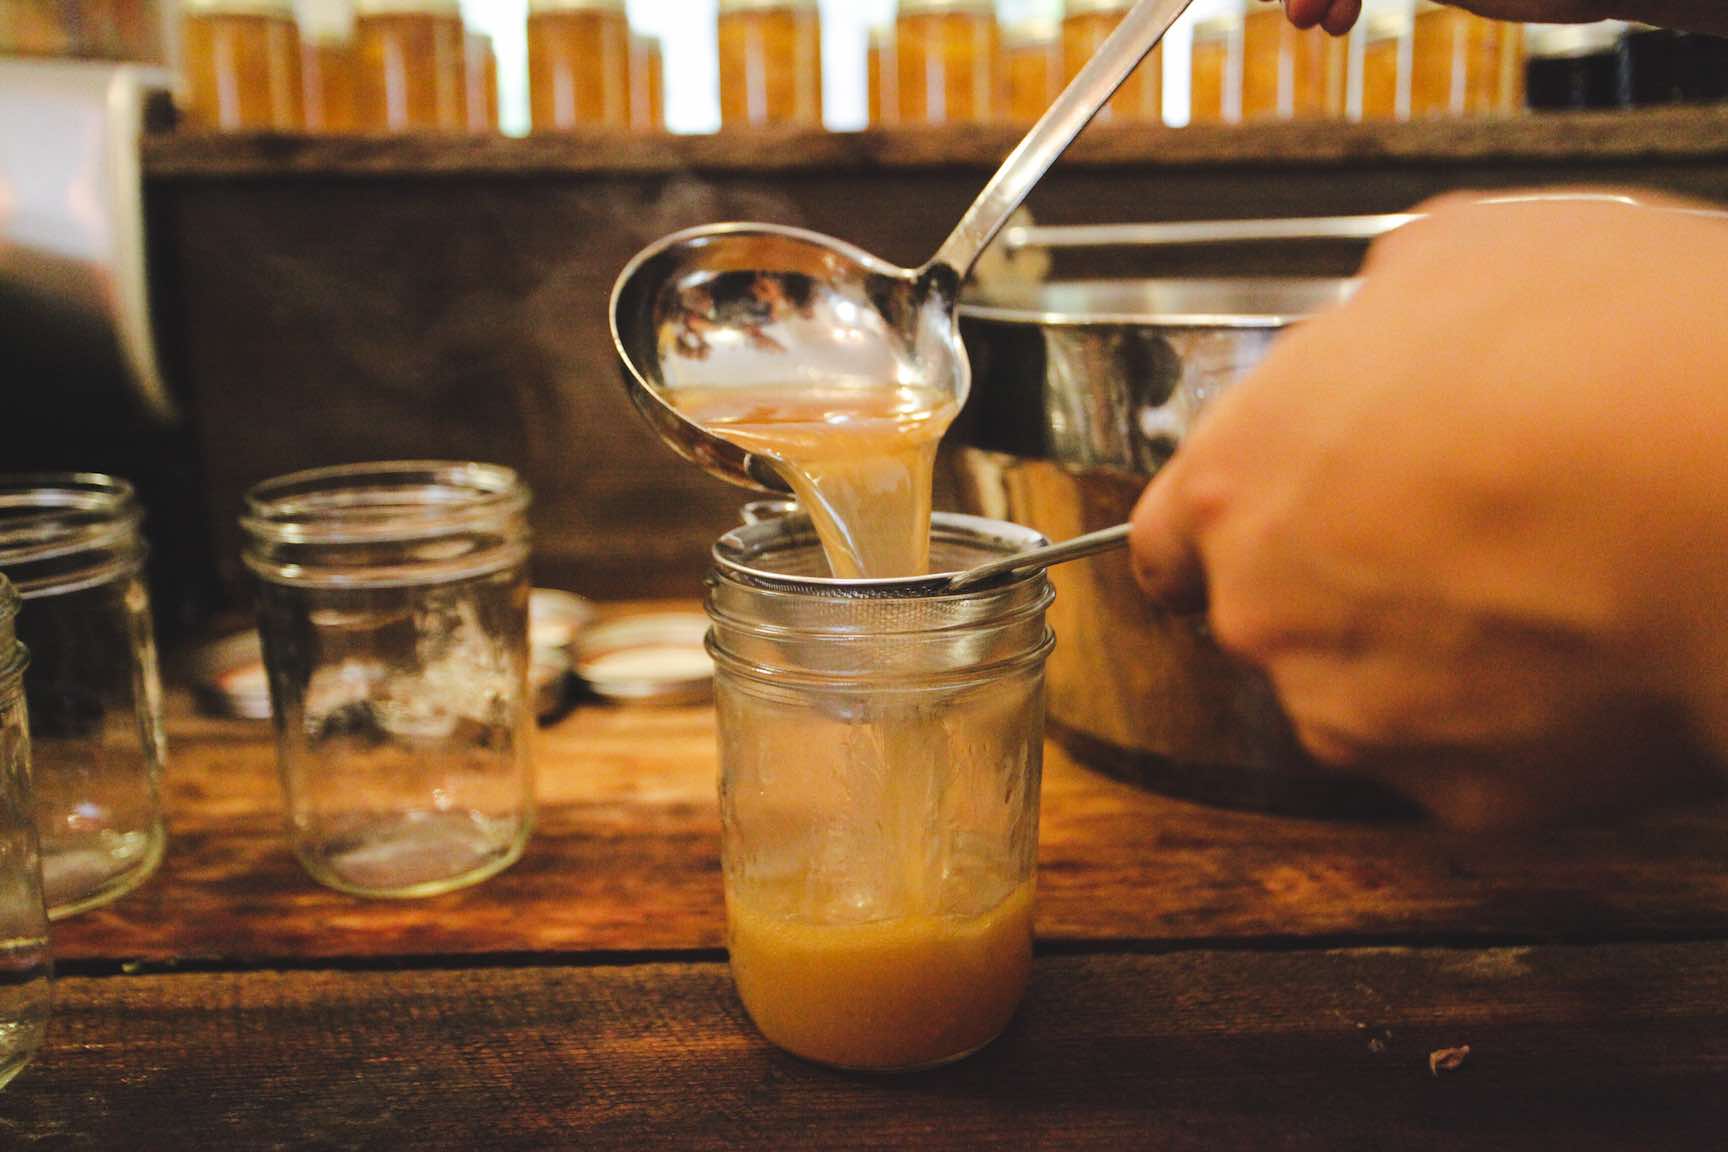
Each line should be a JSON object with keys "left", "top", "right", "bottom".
{"left": 241, "top": 461, "right": 532, "bottom": 590}
{"left": 0, "top": 574, "right": 26, "bottom": 692}
{"left": 0, "top": 475, "right": 147, "bottom": 600}
{"left": 706, "top": 512, "right": 1056, "bottom": 689}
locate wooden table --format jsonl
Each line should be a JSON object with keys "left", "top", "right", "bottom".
{"left": 5, "top": 663, "right": 1727, "bottom": 1147}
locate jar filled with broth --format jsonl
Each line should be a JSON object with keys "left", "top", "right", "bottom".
{"left": 1409, "top": 0, "right": 1506, "bottom": 117}
{"left": 1355, "top": 4, "right": 1411, "bottom": 121}
{"left": 1241, "top": 1, "right": 1346, "bottom": 120}
{"left": 709, "top": 512, "right": 1054, "bottom": 1071}
{"left": 1063, "top": 0, "right": 1161, "bottom": 123}
{"left": 300, "top": 0, "right": 357, "bottom": 133}
{"left": 868, "top": 24, "right": 897, "bottom": 127}
{"left": 465, "top": 30, "right": 498, "bottom": 132}
{"left": 896, "top": 0, "right": 1000, "bottom": 126}
{"left": 180, "top": 0, "right": 304, "bottom": 131}
{"left": 1002, "top": 19, "right": 1060, "bottom": 126}
{"left": 527, "top": 0, "right": 631, "bottom": 131}
{"left": 1188, "top": 11, "right": 1239, "bottom": 125}
{"left": 629, "top": 33, "right": 665, "bottom": 132}
{"left": 718, "top": 0, "right": 824, "bottom": 130}
{"left": 354, "top": 0, "right": 466, "bottom": 132}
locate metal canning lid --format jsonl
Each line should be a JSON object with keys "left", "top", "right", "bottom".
{"left": 1363, "top": 6, "right": 1411, "bottom": 40}
{"left": 573, "top": 613, "right": 714, "bottom": 705}
{"left": 527, "top": 0, "right": 627, "bottom": 15}
{"left": 1002, "top": 19, "right": 1059, "bottom": 49}
{"left": 530, "top": 588, "right": 597, "bottom": 655}
{"left": 899, "top": 0, "right": 995, "bottom": 17}
{"left": 1525, "top": 21, "right": 1628, "bottom": 58}
{"left": 1192, "top": 13, "right": 1238, "bottom": 41}
{"left": 720, "top": 0, "right": 819, "bottom": 13}
{"left": 1064, "top": 0, "right": 1135, "bottom": 18}
{"left": 180, "top": 0, "right": 297, "bottom": 16}
{"left": 190, "top": 632, "right": 273, "bottom": 721}
{"left": 356, "top": 0, "right": 463, "bottom": 18}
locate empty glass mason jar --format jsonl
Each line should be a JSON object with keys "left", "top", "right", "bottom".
{"left": 0, "top": 475, "right": 167, "bottom": 919}
{"left": 241, "top": 462, "right": 535, "bottom": 899}
{"left": 0, "top": 574, "right": 51, "bottom": 1090}
{"left": 708, "top": 511, "right": 1055, "bottom": 1072}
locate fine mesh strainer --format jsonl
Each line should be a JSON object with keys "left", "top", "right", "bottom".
{"left": 706, "top": 512, "right": 1056, "bottom": 682}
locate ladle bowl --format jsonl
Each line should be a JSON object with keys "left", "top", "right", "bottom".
{"left": 609, "top": 0, "right": 1197, "bottom": 493}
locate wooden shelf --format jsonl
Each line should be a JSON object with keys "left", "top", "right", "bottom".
{"left": 142, "top": 105, "right": 1728, "bottom": 180}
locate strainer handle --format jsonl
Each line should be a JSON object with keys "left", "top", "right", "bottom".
{"left": 945, "top": 524, "right": 1132, "bottom": 592}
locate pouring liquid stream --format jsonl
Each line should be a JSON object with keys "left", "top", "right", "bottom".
{"left": 671, "top": 382, "right": 958, "bottom": 579}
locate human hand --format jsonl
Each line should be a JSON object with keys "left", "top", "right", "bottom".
{"left": 1276, "top": 0, "right": 1728, "bottom": 38}
{"left": 1130, "top": 192, "right": 1728, "bottom": 828}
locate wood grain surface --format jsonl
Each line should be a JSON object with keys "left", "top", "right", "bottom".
{"left": 49, "top": 688, "right": 1728, "bottom": 965}
{"left": 4, "top": 943, "right": 1725, "bottom": 1149}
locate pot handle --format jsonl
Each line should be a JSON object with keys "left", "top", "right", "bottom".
{"left": 1002, "top": 197, "right": 1728, "bottom": 253}
{"left": 1000, "top": 214, "right": 1420, "bottom": 252}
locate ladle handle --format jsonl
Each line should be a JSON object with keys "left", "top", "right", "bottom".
{"left": 927, "top": 0, "right": 1196, "bottom": 280}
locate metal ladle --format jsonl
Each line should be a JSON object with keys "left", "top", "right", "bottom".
{"left": 609, "top": 0, "right": 1196, "bottom": 493}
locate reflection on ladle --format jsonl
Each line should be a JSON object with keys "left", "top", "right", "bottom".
{"left": 611, "top": 0, "right": 1199, "bottom": 496}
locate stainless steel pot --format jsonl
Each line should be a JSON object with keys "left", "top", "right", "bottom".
{"left": 950, "top": 274, "right": 1415, "bottom": 817}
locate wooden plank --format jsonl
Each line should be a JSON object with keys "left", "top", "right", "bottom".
{"left": 3, "top": 943, "right": 1725, "bottom": 1149}
{"left": 141, "top": 107, "right": 1728, "bottom": 179}
{"left": 48, "top": 692, "right": 1728, "bottom": 963}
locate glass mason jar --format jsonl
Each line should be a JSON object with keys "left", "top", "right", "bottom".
{"left": 867, "top": 25, "right": 897, "bottom": 127}
{"left": 0, "top": 575, "right": 52, "bottom": 1091}
{"left": 0, "top": 476, "right": 167, "bottom": 920}
{"left": 896, "top": 0, "right": 1000, "bottom": 126}
{"left": 242, "top": 462, "right": 535, "bottom": 899}
{"left": 302, "top": 32, "right": 358, "bottom": 133}
{"left": 355, "top": 0, "right": 467, "bottom": 132}
{"left": 1063, "top": 0, "right": 1162, "bottom": 124}
{"left": 1410, "top": 0, "right": 1504, "bottom": 118}
{"left": 300, "top": 0, "right": 357, "bottom": 133}
{"left": 1355, "top": 4, "right": 1411, "bottom": 121}
{"left": 1242, "top": 2, "right": 1346, "bottom": 120}
{"left": 465, "top": 31, "right": 498, "bottom": 132}
{"left": 77, "top": 0, "right": 165, "bottom": 62}
{"left": 1188, "top": 12, "right": 1239, "bottom": 125}
{"left": 629, "top": 33, "right": 665, "bottom": 132}
{"left": 179, "top": 0, "right": 305, "bottom": 131}
{"left": 527, "top": 0, "right": 631, "bottom": 132}
{"left": 1002, "top": 20, "right": 1060, "bottom": 126}
{"left": 717, "top": 0, "right": 824, "bottom": 130}
{"left": 709, "top": 512, "right": 1055, "bottom": 1072}
{"left": 0, "top": 0, "right": 78, "bottom": 57}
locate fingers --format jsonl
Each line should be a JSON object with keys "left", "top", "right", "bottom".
{"left": 1130, "top": 461, "right": 1208, "bottom": 612}
{"left": 1319, "top": 0, "right": 1362, "bottom": 35}
{"left": 1281, "top": 0, "right": 1361, "bottom": 33}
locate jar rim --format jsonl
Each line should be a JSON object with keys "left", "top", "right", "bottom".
{"left": 241, "top": 460, "right": 529, "bottom": 547}
{"left": 713, "top": 511, "right": 1049, "bottom": 599}
{"left": 0, "top": 474, "right": 145, "bottom": 595}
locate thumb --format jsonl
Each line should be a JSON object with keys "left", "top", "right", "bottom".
{"left": 1130, "top": 460, "right": 1208, "bottom": 612}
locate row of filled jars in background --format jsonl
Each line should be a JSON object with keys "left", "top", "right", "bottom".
{"left": 0, "top": 0, "right": 164, "bottom": 60}
{"left": 175, "top": 0, "right": 665, "bottom": 133}
{"left": 978, "top": 1, "right": 1528, "bottom": 127}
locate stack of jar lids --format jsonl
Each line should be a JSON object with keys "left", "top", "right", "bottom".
{"left": 192, "top": 589, "right": 715, "bottom": 718}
